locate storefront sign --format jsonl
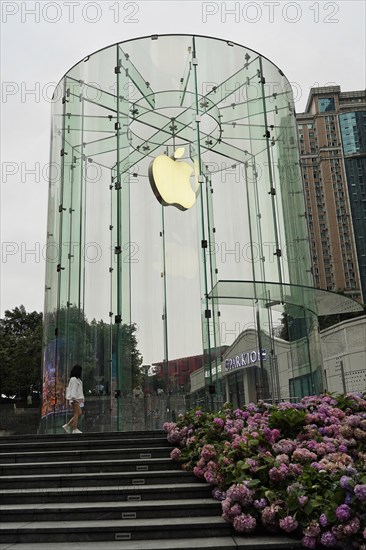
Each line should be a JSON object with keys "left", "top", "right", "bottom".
{"left": 225, "top": 349, "right": 267, "bottom": 372}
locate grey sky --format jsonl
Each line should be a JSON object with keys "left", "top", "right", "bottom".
{"left": 1, "top": 0, "right": 365, "bottom": 316}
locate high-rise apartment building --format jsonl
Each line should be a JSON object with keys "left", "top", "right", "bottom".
{"left": 297, "top": 86, "right": 366, "bottom": 303}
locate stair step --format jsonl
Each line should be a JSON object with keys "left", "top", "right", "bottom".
{"left": 0, "top": 536, "right": 235, "bottom": 550}
{"left": 0, "top": 516, "right": 231, "bottom": 543}
{"left": 1, "top": 469, "right": 200, "bottom": 489}
{"left": 0, "top": 437, "right": 170, "bottom": 454}
{"left": 0, "top": 430, "right": 165, "bottom": 443}
{"left": 0, "top": 446, "right": 171, "bottom": 463}
{"left": 0, "top": 482, "right": 213, "bottom": 504}
{"left": 0, "top": 457, "right": 177, "bottom": 475}
{"left": 0, "top": 536, "right": 303, "bottom": 550}
{"left": 1, "top": 498, "right": 221, "bottom": 521}
{"left": 0, "top": 431, "right": 304, "bottom": 549}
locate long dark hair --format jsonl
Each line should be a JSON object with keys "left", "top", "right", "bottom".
{"left": 70, "top": 364, "right": 82, "bottom": 379}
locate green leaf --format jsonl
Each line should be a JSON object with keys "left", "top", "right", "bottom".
{"left": 288, "top": 497, "right": 300, "bottom": 512}
{"left": 264, "top": 490, "right": 277, "bottom": 503}
{"left": 247, "top": 479, "right": 261, "bottom": 487}
{"left": 303, "top": 501, "right": 314, "bottom": 515}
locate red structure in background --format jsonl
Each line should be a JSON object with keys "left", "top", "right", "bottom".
{"left": 153, "top": 347, "right": 228, "bottom": 393}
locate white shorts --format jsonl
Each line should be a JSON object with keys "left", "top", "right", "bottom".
{"left": 70, "top": 400, "right": 84, "bottom": 408}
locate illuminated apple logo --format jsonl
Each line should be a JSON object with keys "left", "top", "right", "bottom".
{"left": 148, "top": 147, "right": 199, "bottom": 211}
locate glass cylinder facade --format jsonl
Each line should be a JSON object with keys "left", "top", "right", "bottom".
{"left": 41, "top": 35, "right": 356, "bottom": 433}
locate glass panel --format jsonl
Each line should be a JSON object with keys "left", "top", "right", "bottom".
{"left": 42, "top": 36, "right": 355, "bottom": 432}
{"left": 209, "top": 280, "right": 362, "bottom": 315}
{"left": 319, "top": 97, "right": 335, "bottom": 112}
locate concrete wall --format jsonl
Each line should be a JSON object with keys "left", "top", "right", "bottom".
{"left": 321, "top": 317, "right": 366, "bottom": 393}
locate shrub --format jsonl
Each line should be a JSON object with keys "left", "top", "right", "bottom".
{"left": 164, "top": 393, "right": 366, "bottom": 549}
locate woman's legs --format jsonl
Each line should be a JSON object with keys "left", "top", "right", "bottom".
{"left": 63, "top": 401, "right": 82, "bottom": 432}
{"left": 71, "top": 401, "right": 82, "bottom": 430}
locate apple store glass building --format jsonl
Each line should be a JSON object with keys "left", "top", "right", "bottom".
{"left": 41, "top": 35, "right": 361, "bottom": 433}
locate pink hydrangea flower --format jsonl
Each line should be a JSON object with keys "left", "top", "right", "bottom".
{"left": 170, "top": 448, "right": 181, "bottom": 460}
{"left": 233, "top": 513, "right": 257, "bottom": 533}
{"left": 292, "top": 448, "right": 318, "bottom": 463}
{"left": 343, "top": 517, "right": 360, "bottom": 536}
{"left": 279, "top": 516, "right": 298, "bottom": 533}
{"left": 201, "top": 444, "right": 216, "bottom": 461}
{"left": 304, "top": 521, "right": 321, "bottom": 537}
{"left": 213, "top": 417, "right": 224, "bottom": 428}
{"left": 192, "top": 466, "right": 204, "bottom": 478}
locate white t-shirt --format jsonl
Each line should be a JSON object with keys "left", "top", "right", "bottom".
{"left": 66, "top": 377, "right": 84, "bottom": 404}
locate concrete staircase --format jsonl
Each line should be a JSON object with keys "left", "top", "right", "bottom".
{"left": 0, "top": 431, "right": 302, "bottom": 550}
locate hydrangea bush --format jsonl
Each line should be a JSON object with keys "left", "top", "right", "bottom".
{"left": 163, "top": 393, "right": 366, "bottom": 549}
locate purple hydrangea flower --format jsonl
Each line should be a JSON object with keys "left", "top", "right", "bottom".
{"left": 254, "top": 498, "right": 267, "bottom": 509}
{"left": 340, "top": 476, "right": 352, "bottom": 490}
{"left": 336, "top": 504, "right": 351, "bottom": 522}
{"left": 355, "top": 484, "right": 366, "bottom": 502}
{"left": 345, "top": 492, "right": 352, "bottom": 505}
{"left": 302, "top": 535, "right": 317, "bottom": 548}
{"left": 319, "top": 513, "right": 328, "bottom": 527}
{"left": 212, "top": 487, "right": 226, "bottom": 501}
{"left": 320, "top": 531, "right": 337, "bottom": 547}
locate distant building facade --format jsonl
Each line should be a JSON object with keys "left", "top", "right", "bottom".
{"left": 321, "top": 317, "right": 366, "bottom": 394}
{"left": 190, "top": 321, "right": 366, "bottom": 407}
{"left": 296, "top": 86, "right": 366, "bottom": 303}
{"left": 152, "top": 347, "right": 228, "bottom": 394}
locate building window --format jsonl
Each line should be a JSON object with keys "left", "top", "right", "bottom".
{"left": 319, "top": 98, "right": 336, "bottom": 113}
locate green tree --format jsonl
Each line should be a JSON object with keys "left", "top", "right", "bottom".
{"left": 110, "top": 321, "right": 143, "bottom": 392}
{"left": 277, "top": 312, "right": 290, "bottom": 341}
{"left": 42, "top": 302, "right": 143, "bottom": 404}
{"left": 277, "top": 303, "right": 366, "bottom": 340}
{"left": 318, "top": 307, "right": 366, "bottom": 331}
{"left": 0, "top": 305, "right": 43, "bottom": 398}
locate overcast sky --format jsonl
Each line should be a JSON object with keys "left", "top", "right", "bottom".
{"left": 1, "top": 0, "right": 365, "bottom": 316}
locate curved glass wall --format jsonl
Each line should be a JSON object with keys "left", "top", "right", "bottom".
{"left": 41, "top": 35, "right": 362, "bottom": 433}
